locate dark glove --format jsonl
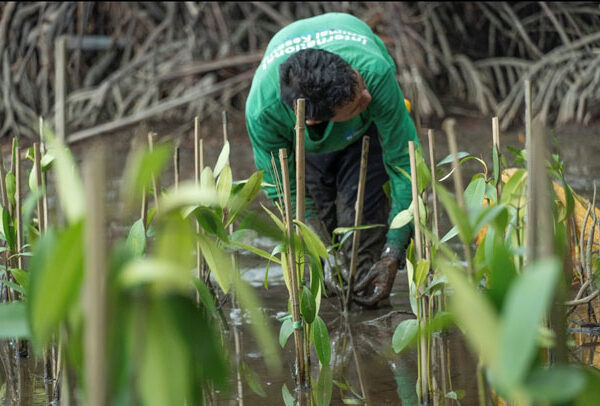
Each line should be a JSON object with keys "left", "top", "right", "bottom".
{"left": 323, "top": 251, "right": 349, "bottom": 296}
{"left": 353, "top": 244, "right": 406, "bottom": 307}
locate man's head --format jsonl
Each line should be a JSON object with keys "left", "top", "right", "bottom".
{"left": 279, "top": 49, "right": 372, "bottom": 125}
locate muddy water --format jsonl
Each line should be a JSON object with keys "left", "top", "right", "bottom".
{"left": 0, "top": 114, "right": 598, "bottom": 405}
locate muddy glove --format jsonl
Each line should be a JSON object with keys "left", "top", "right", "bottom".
{"left": 353, "top": 244, "right": 406, "bottom": 307}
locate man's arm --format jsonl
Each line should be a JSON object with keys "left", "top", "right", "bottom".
{"left": 368, "top": 68, "right": 419, "bottom": 253}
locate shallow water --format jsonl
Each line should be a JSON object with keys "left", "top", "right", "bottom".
{"left": 1, "top": 114, "right": 598, "bottom": 405}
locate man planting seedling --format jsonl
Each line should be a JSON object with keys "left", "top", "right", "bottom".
{"left": 245, "top": 12, "right": 418, "bottom": 306}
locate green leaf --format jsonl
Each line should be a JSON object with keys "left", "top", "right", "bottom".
{"left": 414, "top": 259, "right": 430, "bottom": 288}
{"left": 241, "top": 361, "right": 267, "bottom": 397}
{"left": 216, "top": 165, "right": 232, "bottom": 208}
{"left": 435, "top": 184, "right": 473, "bottom": 244}
{"left": 139, "top": 302, "right": 188, "bottom": 406}
{"left": 5, "top": 172, "right": 16, "bottom": 207}
{"left": 312, "top": 316, "right": 331, "bottom": 366}
{"left": 524, "top": 366, "right": 586, "bottom": 403}
{"left": 498, "top": 257, "right": 561, "bottom": 391}
{"left": 294, "top": 220, "right": 328, "bottom": 259}
{"left": 391, "top": 207, "right": 413, "bottom": 229}
{"left": 46, "top": 135, "right": 84, "bottom": 223}
{"left": 392, "top": 319, "right": 418, "bottom": 353}
{"left": 193, "top": 279, "right": 217, "bottom": 316}
{"left": 0, "top": 302, "right": 30, "bottom": 338}
{"left": 464, "top": 176, "right": 486, "bottom": 211}
{"left": 156, "top": 214, "right": 195, "bottom": 270}
{"left": 440, "top": 226, "right": 458, "bottom": 243}
{"left": 122, "top": 142, "right": 173, "bottom": 208}
{"left": 282, "top": 384, "right": 296, "bottom": 406}
{"left": 213, "top": 141, "right": 230, "bottom": 177}
{"left": 300, "top": 286, "right": 316, "bottom": 323}
{"left": 10, "top": 268, "right": 29, "bottom": 292}
{"left": 279, "top": 318, "right": 294, "bottom": 348}
{"left": 119, "top": 259, "right": 192, "bottom": 294}
{"left": 125, "top": 219, "right": 146, "bottom": 256}
{"left": 1, "top": 206, "right": 16, "bottom": 250}
{"left": 315, "top": 366, "right": 333, "bottom": 406}
{"left": 445, "top": 390, "right": 465, "bottom": 400}
{"left": 499, "top": 168, "right": 526, "bottom": 205}
{"left": 437, "top": 152, "right": 471, "bottom": 166}
{"left": 441, "top": 260, "right": 500, "bottom": 372}
{"left": 226, "top": 171, "right": 263, "bottom": 227}
{"left": 28, "top": 222, "right": 84, "bottom": 349}
{"left": 160, "top": 182, "right": 219, "bottom": 213}
{"left": 0, "top": 279, "right": 25, "bottom": 295}
{"left": 194, "top": 207, "right": 228, "bottom": 241}
{"left": 196, "top": 234, "right": 232, "bottom": 293}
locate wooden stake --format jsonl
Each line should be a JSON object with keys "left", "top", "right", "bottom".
{"left": 147, "top": 132, "right": 160, "bottom": 213}
{"left": 492, "top": 116, "right": 502, "bottom": 199}
{"left": 409, "top": 141, "right": 423, "bottom": 262}
{"left": 295, "top": 99, "right": 306, "bottom": 224}
{"left": 54, "top": 37, "right": 67, "bottom": 142}
{"left": 173, "top": 145, "right": 180, "bottom": 190}
{"left": 34, "top": 143, "right": 45, "bottom": 234}
{"left": 83, "top": 143, "right": 107, "bottom": 406}
{"left": 427, "top": 130, "right": 439, "bottom": 239}
{"left": 524, "top": 79, "right": 537, "bottom": 265}
{"left": 279, "top": 148, "right": 306, "bottom": 388}
{"left": 14, "top": 140, "right": 22, "bottom": 271}
{"left": 346, "top": 137, "right": 370, "bottom": 309}
{"left": 40, "top": 118, "right": 49, "bottom": 232}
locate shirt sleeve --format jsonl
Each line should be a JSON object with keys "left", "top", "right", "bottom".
{"left": 367, "top": 68, "right": 419, "bottom": 250}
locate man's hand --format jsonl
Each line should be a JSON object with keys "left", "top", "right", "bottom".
{"left": 353, "top": 245, "right": 406, "bottom": 307}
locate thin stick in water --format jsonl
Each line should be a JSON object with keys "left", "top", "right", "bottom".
{"left": 346, "top": 136, "right": 370, "bottom": 309}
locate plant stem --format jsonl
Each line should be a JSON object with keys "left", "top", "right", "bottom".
{"left": 147, "top": 132, "right": 160, "bottom": 213}
{"left": 346, "top": 136, "right": 369, "bottom": 310}
{"left": 279, "top": 148, "right": 306, "bottom": 388}
{"left": 14, "top": 139, "right": 22, "bottom": 272}
{"left": 492, "top": 117, "right": 502, "bottom": 199}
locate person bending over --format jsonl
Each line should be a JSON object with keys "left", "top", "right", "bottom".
{"left": 245, "top": 12, "right": 418, "bottom": 306}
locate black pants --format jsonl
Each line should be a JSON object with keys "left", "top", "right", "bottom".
{"left": 305, "top": 124, "right": 389, "bottom": 277}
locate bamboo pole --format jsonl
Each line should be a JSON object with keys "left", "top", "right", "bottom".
{"left": 492, "top": 117, "right": 502, "bottom": 199}
{"left": 427, "top": 130, "right": 439, "bottom": 239}
{"left": 345, "top": 137, "right": 370, "bottom": 309}
{"left": 279, "top": 148, "right": 306, "bottom": 388}
{"left": 409, "top": 141, "right": 423, "bottom": 262}
{"left": 194, "top": 116, "right": 202, "bottom": 297}
{"left": 147, "top": 132, "right": 160, "bottom": 213}
{"left": 295, "top": 99, "right": 306, "bottom": 225}
{"left": 173, "top": 144, "right": 180, "bottom": 190}
{"left": 14, "top": 140, "right": 22, "bottom": 272}
{"left": 83, "top": 143, "right": 107, "bottom": 406}
{"left": 34, "top": 143, "right": 45, "bottom": 234}
{"left": 54, "top": 36, "right": 67, "bottom": 142}
{"left": 524, "top": 79, "right": 537, "bottom": 265}
{"left": 40, "top": 118, "right": 49, "bottom": 232}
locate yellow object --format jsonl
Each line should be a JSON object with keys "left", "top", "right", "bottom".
{"left": 404, "top": 98, "right": 411, "bottom": 113}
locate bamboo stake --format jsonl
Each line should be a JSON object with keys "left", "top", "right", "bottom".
{"left": 492, "top": 117, "right": 502, "bottom": 199}
{"left": 83, "top": 143, "right": 107, "bottom": 406}
{"left": 194, "top": 116, "right": 203, "bottom": 298}
{"left": 525, "top": 79, "right": 537, "bottom": 265}
{"left": 54, "top": 36, "right": 67, "bottom": 143}
{"left": 14, "top": 140, "right": 22, "bottom": 272}
{"left": 427, "top": 130, "right": 439, "bottom": 239}
{"left": 295, "top": 99, "right": 306, "bottom": 225}
{"left": 147, "top": 132, "right": 160, "bottom": 213}
{"left": 173, "top": 144, "right": 180, "bottom": 190}
{"left": 40, "top": 118, "right": 49, "bottom": 232}
{"left": 345, "top": 137, "right": 370, "bottom": 310}
{"left": 409, "top": 141, "right": 423, "bottom": 262}
{"left": 279, "top": 148, "right": 306, "bottom": 388}
{"left": 34, "top": 143, "right": 45, "bottom": 233}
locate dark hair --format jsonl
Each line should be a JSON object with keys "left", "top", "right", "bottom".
{"left": 279, "top": 49, "right": 357, "bottom": 121}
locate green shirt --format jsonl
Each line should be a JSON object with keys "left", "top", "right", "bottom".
{"left": 245, "top": 12, "right": 418, "bottom": 250}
